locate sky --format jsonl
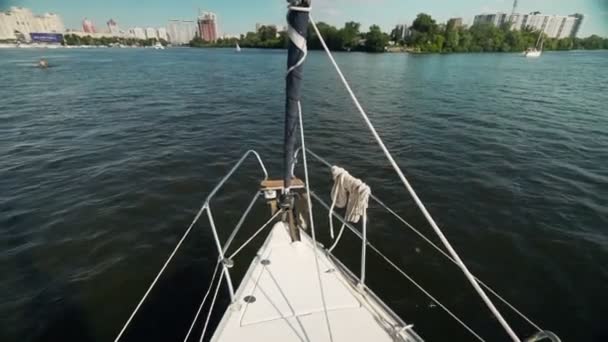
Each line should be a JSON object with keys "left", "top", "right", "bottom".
{"left": 2, "top": 0, "right": 607, "bottom": 37}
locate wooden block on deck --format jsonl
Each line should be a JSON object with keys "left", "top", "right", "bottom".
{"left": 260, "top": 178, "right": 305, "bottom": 190}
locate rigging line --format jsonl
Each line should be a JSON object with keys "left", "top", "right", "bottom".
{"left": 306, "top": 149, "right": 544, "bottom": 333}
{"left": 113, "top": 203, "right": 208, "bottom": 342}
{"left": 371, "top": 196, "right": 544, "bottom": 333}
{"left": 309, "top": 16, "right": 521, "bottom": 342}
{"left": 183, "top": 260, "right": 221, "bottom": 342}
{"left": 369, "top": 240, "right": 486, "bottom": 342}
{"left": 227, "top": 209, "right": 284, "bottom": 260}
{"left": 199, "top": 268, "right": 226, "bottom": 342}
{"left": 310, "top": 191, "right": 486, "bottom": 342}
{"left": 298, "top": 101, "right": 335, "bottom": 342}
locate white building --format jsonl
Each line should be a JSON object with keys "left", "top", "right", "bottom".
{"left": 107, "top": 19, "right": 120, "bottom": 36}
{"left": 557, "top": 16, "right": 577, "bottom": 39}
{"left": 144, "top": 27, "right": 157, "bottom": 40}
{"left": 166, "top": 20, "right": 196, "bottom": 45}
{"left": 543, "top": 16, "right": 563, "bottom": 38}
{"left": 129, "top": 27, "right": 146, "bottom": 40}
{"left": 156, "top": 27, "right": 168, "bottom": 41}
{"left": 473, "top": 13, "right": 508, "bottom": 26}
{"left": 0, "top": 7, "right": 64, "bottom": 41}
{"left": 475, "top": 12, "right": 584, "bottom": 38}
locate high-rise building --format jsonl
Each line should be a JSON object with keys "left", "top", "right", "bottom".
{"left": 0, "top": 7, "right": 64, "bottom": 41}
{"left": 197, "top": 11, "right": 218, "bottom": 42}
{"left": 447, "top": 18, "right": 463, "bottom": 29}
{"left": 474, "top": 13, "right": 508, "bottom": 26}
{"left": 129, "top": 27, "right": 146, "bottom": 40}
{"left": 167, "top": 20, "right": 197, "bottom": 45}
{"left": 556, "top": 16, "right": 577, "bottom": 39}
{"left": 157, "top": 27, "right": 168, "bottom": 41}
{"left": 474, "top": 12, "right": 584, "bottom": 38}
{"left": 145, "top": 27, "right": 157, "bottom": 40}
{"left": 569, "top": 13, "right": 584, "bottom": 38}
{"left": 391, "top": 24, "right": 408, "bottom": 41}
{"left": 82, "top": 18, "right": 95, "bottom": 33}
{"left": 107, "top": 19, "right": 119, "bottom": 36}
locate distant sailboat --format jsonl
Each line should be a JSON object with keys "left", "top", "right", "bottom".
{"left": 524, "top": 31, "right": 543, "bottom": 58}
{"left": 236, "top": 42, "right": 242, "bottom": 52}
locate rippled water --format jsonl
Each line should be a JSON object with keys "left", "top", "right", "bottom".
{"left": 1, "top": 48, "right": 607, "bottom": 342}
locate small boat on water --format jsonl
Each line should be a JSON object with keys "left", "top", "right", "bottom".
{"left": 524, "top": 31, "right": 544, "bottom": 58}
{"left": 112, "top": 1, "right": 562, "bottom": 342}
{"left": 236, "top": 43, "right": 241, "bottom": 52}
{"left": 38, "top": 58, "right": 48, "bottom": 68}
{"left": 153, "top": 41, "right": 165, "bottom": 50}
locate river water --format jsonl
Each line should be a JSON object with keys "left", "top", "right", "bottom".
{"left": 1, "top": 48, "right": 607, "bottom": 342}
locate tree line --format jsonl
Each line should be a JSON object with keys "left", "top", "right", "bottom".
{"left": 191, "top": 13, "right": 608, "bottom": 53}
{"left": 190, "top": 22, "right": 389, "bottom": 52}
{"left": 62, "top": 34, "right": 168, "bottom": 47}
{"left": 397, "top": 13, "right": 608, "bottom": 53}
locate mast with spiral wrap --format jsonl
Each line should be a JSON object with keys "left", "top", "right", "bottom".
{"left": 283, "top": 0, "right": 310, "bottom": 192}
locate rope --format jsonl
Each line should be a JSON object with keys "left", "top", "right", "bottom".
{"left": 183, "top": 261, "right": 221, "bottom": 342}
{"left": 330, "top": 166, "right": 370, "bottom": 223}
{"left": 298, "top": 100, "right": 335, "bottom": 342}
{"left": 309, "top": 16, "right": 522, "bottom": 342}
{"left": 307, "top": 149, "right": 546, "bottom": 334}
{"left": 113, "top": 203, "right": 208, "bottom": 342}
{"left": 228, "top": 209, "right": 284, "bottom": 260}
{"left": 328, "top": 222, "right": 346, "bottom": 252}
{"left": 199, "top": 268, "right": 226, "bottom": 342}
{"left": 311, "top": 191, "right": 486, "bottom": 341}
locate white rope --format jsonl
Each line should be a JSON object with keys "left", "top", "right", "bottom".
{"left": 113, "top": 203, "right": 208, "bottom": 342}
{"left": 199, "top": 268, "right": 226, "bottom": 342}
{"left": 307, "top": 149, "right": 546, "bottom": 334}
{"left": 330, "top": 166, "right": 370, "bottom": 222}
{"left": 309, "top": 17, "right": 522, "bottom": 342}
{"left": 228, "top": 209, "right": 284, "bottom": 259}
{"left": 312, "top": 191, "right": 485, "bottom": 341}
{"left": 328, "top": 222, "right": 346, "bottom": 252}
{"left": 286, "top": 4, "right": 309, "bottom": 76}
{"left": 183, "top": 261, "right": 221, "bottom": 342}
{"left": 298, "top": 101, "right": 334, "bottom": 342}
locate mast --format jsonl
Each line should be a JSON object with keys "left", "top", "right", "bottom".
{"left": 281, "top": 0, "right": 311, "bottom": 241}
{"left": 283, "top": 0, "right": 310, "bottom": 192}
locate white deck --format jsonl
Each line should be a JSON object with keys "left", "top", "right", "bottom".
{"left": 211, "top": 222, "right": 422, "bottom": 342}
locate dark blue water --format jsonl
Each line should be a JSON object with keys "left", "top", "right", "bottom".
{"left": 1, "top": 48, "right": 607, "bottom": 342}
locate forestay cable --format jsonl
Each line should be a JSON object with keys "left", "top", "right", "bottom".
{"left": 310, "top": 16, "right": 522, "bottom": 342}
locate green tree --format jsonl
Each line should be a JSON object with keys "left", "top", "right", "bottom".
{"left": 341, "top": 21, "right": 361, "bottom": 50}
{"left": 364, "top": 25, "right": 389, "bottom": 52}
{"left": 444, "top": 24, "right": 459, "bottom": 52}
{"left": 411, "top": 13, "right": 438, "bottom": 34}
{"left": 258, "top": 25, "right": 278, "bottom": 42}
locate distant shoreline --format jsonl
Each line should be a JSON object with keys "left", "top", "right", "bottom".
{"left": 2, "top": 43, "right": 606, "bottom": 54}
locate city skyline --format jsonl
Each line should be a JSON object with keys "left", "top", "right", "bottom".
{"left": 5, "top": 0, "right": 608, "bottom": 37}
